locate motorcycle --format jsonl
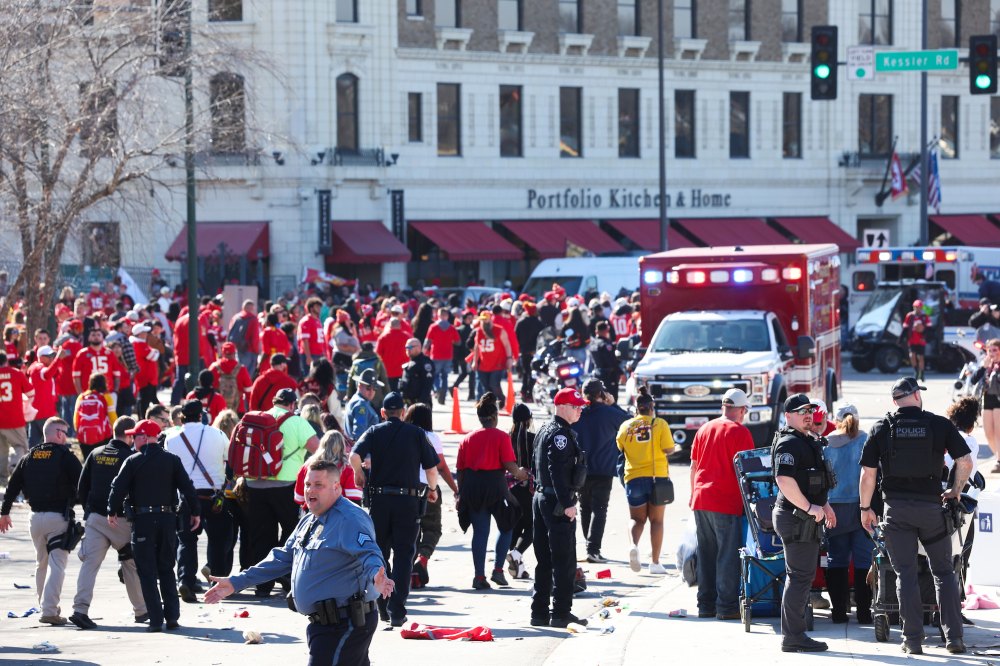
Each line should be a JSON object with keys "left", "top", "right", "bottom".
{"left": 952, "top": 339, "right": 984, "bottom": 402}
{"left": 531, "top": 332, "right": 584, "bottom": 414}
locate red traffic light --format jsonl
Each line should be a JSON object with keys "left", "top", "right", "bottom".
{"left": 975, "top": 43, "right": 991, "bottom": 57}
{"left": 816, "top": 34, "right": 830, "bottom": 47}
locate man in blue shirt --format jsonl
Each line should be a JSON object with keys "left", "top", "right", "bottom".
{"left": 205, "top": 458, "right": 393, "bottom": 664}
{"left": 346, "top": 369, "right": 381, "bottom": 441}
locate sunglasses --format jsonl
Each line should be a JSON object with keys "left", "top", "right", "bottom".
{"left": 789, "top": 406, "right": 813, "bottom": 415}
{"left": 54, "top": 428, "right": 69, "bottom": 436}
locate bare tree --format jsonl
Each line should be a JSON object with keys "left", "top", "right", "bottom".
{"left": 0, "top": 0, "right": 272, "bottom": 333}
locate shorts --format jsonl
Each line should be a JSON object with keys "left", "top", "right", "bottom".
{"left": 625, "top": 477, "right": 653, "bottom": 507}
{"left": 986, "top": 393, "right": 1000, "bottom": 410}
{"left": 908, "top": 344, "right": 926, "bottom": 355}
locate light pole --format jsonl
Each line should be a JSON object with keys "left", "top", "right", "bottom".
{"left": 184, "top": 0, "right": 199, "bottom": 381}
{"left": 657, "top": 0, "right": 668, "bottom": 252}
{"left": 918, "top": 0, "right": 929, "bottom": 245}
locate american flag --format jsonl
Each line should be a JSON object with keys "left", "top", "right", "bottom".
{"left": 907, "top": 148, "right": 941, "bottom": 213}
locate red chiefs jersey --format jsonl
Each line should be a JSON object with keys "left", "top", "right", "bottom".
{"left": 28, "top": 362, "right": 59, "bottom": 421}
{"left": 55, "top": 338, "right": 83, "bottom": 396}
{"left": 0, "top": 366, "right": 33, "bottom": 428}
{"left": 84, "top": 292, "right": 106, "bottom": 315}
{"left": 609, "top": 313, "right": 634, "bottom": 341}
{"left": 72, "top": 346, "right": 121, "bottom": 390}
{"left": 297, "top": 314, "right": 325, "bottom": 357}
{"left": 474, "top": 328, "right": 509, "bottom": 373}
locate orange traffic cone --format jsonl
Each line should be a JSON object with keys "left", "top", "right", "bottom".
{"left": 502, "top": 371, "right": 516, "bottom": 415}
{"left": 445, "top": 387, "right": 466, "bottom": 435}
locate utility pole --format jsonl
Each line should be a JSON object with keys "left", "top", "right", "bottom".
{"left": 184, "top": 0, "right": 200, "bottom": 382}
{"left": 918, "top": 0, "right": 929, "bottom": 245}
{"left": 657, "top": 0, "right": 668, "bottom": 252}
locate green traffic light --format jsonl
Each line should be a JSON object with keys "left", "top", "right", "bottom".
{"left": 814, "top": 63, "right": 831, "bottom": 79}
{"left": 975, "top": 74, "right": 994, "bottom": 89}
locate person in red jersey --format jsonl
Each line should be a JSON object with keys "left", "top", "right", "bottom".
{"left": 27, "top": 346, "right": 60, "bottom": 447}
{"left": 72, "top": 328, "right": 121, "bottom": 395}
{"left": 376, "top": 318, "right": 410, "bottom": 392}
{"left": 209, "top": 342, "right": 253, "bottom": 413}
{"left": 296, "top": 297, "right": 326, "bottom": 373}
{"left": 0, "top": 351, "right": 35, "bottom": 484}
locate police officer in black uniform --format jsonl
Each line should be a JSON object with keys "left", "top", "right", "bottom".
{"left": 860, "top": 377, "right": 972, "bottom": 655}
{"left": 531, "top": 387, "right": 589, "bottom": 628}
{"left": 771, "top": 394, "right": 836, "bottom": 653}
{"left": 399, "top": 338, "right": 434, "bottom": 406}
{"left": 107, "top": 419, "right": 201, "bottom": 632}
{"left": 586, "top": 321, "right": 620, "bottom": 401}
{"left": 350, "top": 391, "right": 439, "bottom": 627}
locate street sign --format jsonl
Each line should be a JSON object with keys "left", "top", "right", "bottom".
{"left": 863, "top": 229, "right": 891, "bottom": 248}
{"left": 847, "top": 46, "right": 875, "bottom": 80}
{"left": 875, "top": 49, "right": 959, "bottom": 72}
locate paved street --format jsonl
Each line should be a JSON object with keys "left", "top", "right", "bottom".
{"left": 2, "top": 367, "right": 999, "bottom": 664}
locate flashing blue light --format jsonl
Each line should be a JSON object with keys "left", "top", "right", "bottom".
{"left": 643, "top": 270, "right": 664, "bottom": 285}
{"left": 732, "top": 269, "right": 753, "bottom": 283}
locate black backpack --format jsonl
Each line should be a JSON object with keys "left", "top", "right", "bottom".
{"left": 229, "top": 316, "right": 250, "bottom": 353}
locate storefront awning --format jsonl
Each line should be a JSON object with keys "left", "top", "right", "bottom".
{"left": 498, "top": 220, "right": 624, "bottom": 259}
{"left": 328, "top": 221, "right": 411, "bottom": 264}
{"left": 674, "top": 217, "right": 788, "bottom": 248}
{"left": 770, "top": 217, "right": 861, "bottom": 252}
{"left": 165, "top": 222, "right": 270, "bottom": 261}
{"left": 929, "top": 215, "right": 1000, "bottom": 247}
{"left": 409, "top": 221, "right": 523, "bottom": 261}
{"left": 605, "top": 219, "right": 696, "bottom": 251}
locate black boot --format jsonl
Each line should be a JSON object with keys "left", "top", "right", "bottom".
{"left": 854, "top": 566, "right": 873, "bottom": 624}
{"left": 826, "top": 568, "right": 850, "bottom": 624}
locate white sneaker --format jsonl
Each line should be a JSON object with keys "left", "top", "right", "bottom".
{"left": 629, "top": 545, "right": 641, "bottom": 572}
{"left": 648, "top": 562, "right": 666, "bottom": 575}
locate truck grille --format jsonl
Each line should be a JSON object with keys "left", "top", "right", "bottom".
{"left": 647, "top": 375, "right": 752, "bottom": 426}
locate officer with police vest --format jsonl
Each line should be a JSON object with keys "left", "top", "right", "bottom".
{"left": 345, "top": 368, "right": 382, "bottom": 441}
{"left": 0, "top": 417, "right": 83, "bottom": 626}
{"left": 107, "top": 419, "right": 201, "bottom": 632}
{"left": 771, "top": 394, "right": 836, "bottom": 653}
{"left": 860, "top": 377, "right": 972, "bottom": 655}
{"left": 531, "top": 387, "right": 589, "bottom": 629}
{"left": 70, "top": 416, "right": 148, "bottom": 629}
{"left": 350, "top": 391, "right": 439, "bottom": 627}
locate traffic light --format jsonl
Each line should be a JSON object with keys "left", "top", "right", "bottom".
{"left": 969, "top": 35, "right": 998, "bottom": 95}
{"left": 811, "top": 26, "right": 838, "bottom": 101}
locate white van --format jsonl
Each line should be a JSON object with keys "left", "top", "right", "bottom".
{"left": 522, "top": 257, "right": 640, "bottom": 300}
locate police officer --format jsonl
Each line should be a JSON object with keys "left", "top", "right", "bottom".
{"left": 70, "top": 416, "right": 148, "bottom": 629}
{"left": 531, "top": 387, "right": 589, "bottom": 628}
{"left": 585, "top": 321, "right": 621, "bottom": 401}
{"left": 771, "top": 394, "right": 836, "bottom": 653}
{"left": 350, "top": 391, "right": 439, "bottom": 627}
{"left": 399, "top": 337, "right": 434, "bottom": 406}
{"left": 107, "top": 419, "right": 201, "bottom": 632}
{"left": 860, "top": 377, "right": 972, "bottom": 655}
{"left": 345, "top": 368, "right": 382, "bottom": 441}
{"left": 0, "top": 417, "right": 82, "bottom": 626}
{"left": 206, "top": 458, "right": 394, "bottom": 665}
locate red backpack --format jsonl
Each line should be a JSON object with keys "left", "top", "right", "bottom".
{"left": 228, "top": 411, "right": 294, "bottom": 480}
{"left": 76, "top": 392, "right": 111, "bottom": 445}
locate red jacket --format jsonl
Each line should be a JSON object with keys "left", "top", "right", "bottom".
{"left": 375, "top": 328, "right": 410, "bottom": 379}
{"left": 248, "top": 368, "right": 297, "bottom": 411}
{"left": 28, "top": 361, "right": 59, "bottom": 421}
{"left": 173, "top": 312, "right": 213, "bottom": 366}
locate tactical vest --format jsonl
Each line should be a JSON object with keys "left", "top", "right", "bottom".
{"left": 771, "top": 428, "right": 835, "bottom": 503}
{"left": 880, "top": 412, "right": 941, "bottom": 481}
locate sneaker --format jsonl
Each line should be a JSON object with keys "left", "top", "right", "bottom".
{"left": 390, "top": 615, "right": 408, "bottom": 628}
{"left": 781, "top": 636, "right": 828, "bottom": 653}
{"left": 69, "top": 612, "right": 97, "bottom": 630}
{"left": 200, "top": 565, "right": 212, "bottom": 585}
{"left": 472, "top": 576, "right": 491, "bottom": 590}
{"left": 697, "top": 610, "right": 716, "bottom": 619}
{"left": 507, "top": 550, "right": 521, "bottom": 578}
{"left": 146, "top": 624, "right": 163, "bottom": 633}
{"left": 165, "top": 620, "right": 181, "bottom": 631}
{"left": 178, "top": 583, "right": 197, "bottom": 603}
{"left": 413, "top": 557, "right": 429, "bottom": 586}
{"left": 550, "top": 613, "right": 589, "bottom": 629}
{"left": 530, "top": 614, "right": 550, "bottom": 627}
{"left": 716, "top": 612, "right": 741, "bottom": 621}
{"left": 809, "top": 591, "right": 830, "bottom": 609}
{"left": 516, "top": 562, "right": 531, "bottom": 580}
{"left": 648, "top": 562, "right": 666, "bottom": 575}
{"left": 490, "top": 570, "right": 510, "bottom": 587}
{"left": 39, "top": 615, "right": 67, "bottom": 626}
{"left": 134, "top": 613, "right": 149, "bottom": 624}
{"left": 946, "top": 639, "right": 966, "bottom": 654}
{"left": 586, "top": 552, "right": 608, "bottom": 564}
{"left": 901, "top": 642, "right": 923, "bottom": 655}
{"left": 628, "top": 545, "right": 641, "bottom": 572}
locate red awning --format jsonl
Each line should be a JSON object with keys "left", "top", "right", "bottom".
{"left": 930, "top": 215, "right": 1000, "bottom": 247}
{"left": 409, "top": 221, "right": 522, "bottom": 261}
{"left": 605, "top": 219, "right": 696, "bottom": 251}
{"left": 328, "top": 221, "right": 411, "bottom": 264}
{"left": 165, "top": 222, "right": 269, "bottom": 261}
{"left": 498, "top": 220, "right": 624, "bottom": 259}
{"left": 770, "top": 217, "right": 861, "bottom": 252}
{"left": 674, "top": 218, "right": 788, "bottom": 248}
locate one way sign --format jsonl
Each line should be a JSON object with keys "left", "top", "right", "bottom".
{"left": 863, "top": 228, "right": 890, "bottom": 248}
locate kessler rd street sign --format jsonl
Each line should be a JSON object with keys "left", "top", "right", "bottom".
{"left": 875, "top": 49, "right": 959, "bottom": 72}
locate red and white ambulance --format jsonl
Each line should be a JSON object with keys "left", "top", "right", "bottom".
{"left": 633, "top": 244, "right": 842, "bottom": 450}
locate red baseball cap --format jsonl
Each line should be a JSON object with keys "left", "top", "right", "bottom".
{"left": 125, "top": 419, "right": 161, "bottom": 438}
{"left": 222, "top": 341, "right": 237, "bottom": 355}
{"left": 554, "top": 388, "right": 588, "bottom": 407}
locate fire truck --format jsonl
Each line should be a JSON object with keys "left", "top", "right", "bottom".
{"left": 633, "top": 244, "right": 842, "bottom": 451}
{"left": 848, "top": 246, "right": 1000, "bottom": 328}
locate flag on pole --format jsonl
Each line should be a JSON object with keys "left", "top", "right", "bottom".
{"left": 928, "top": 147, "right": 941, "bottom": 213}
{"left": 889, "top": 151, "right": 908, "bottom": 200}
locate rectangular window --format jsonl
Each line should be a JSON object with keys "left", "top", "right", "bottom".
{"left": 674, "top": 90, "right": 695, "bottom": 158}
{"left": 436, "top": 0, "right": 459, "bottom": 27}
{"left": 618, "top": 0, "right": 639, "bottom": 36}
{"left": 210, "top": 73, "right": 246, "bottom": 153}
{"left": 499, "top": 85, "right": 523, "bottom": 157}
{"left": 437, "top": 83, "right": 461, "bottom": 156}
{"left": 618, "top": 89, "right": 640, "bottom": 158}
{"left": 559, "top": 0, "right": 581, "bottom": 34}
{"left": 336, "top": 0, "right": 357, "bottom": 22}
{"left": 406, "top": 0, "right": 422, "bottom": 16}
{"left": 859, "top": 0, "right": 892, "bottom": 45}
{"left": 940, "top": 95, "right": 959, "bottom": 159}
{"left": 730, "top": 91, "right": 749, "bottom": 158}
{"left": 208, "top": 0, "right": 242, "bottom": 22}
{"left": 336, "top": 74, "right": 359, "bottom": 153}
{"left": 498, "top": 0, "right": 521, "bottom": 30}
{"left": 936, "top": 0, "right": 959, "bottom": 48}
{"left": 858, "top": 93, "right": 893, "bottom": 158}
{"left": 782, "top": 92, "right": 801, "bottom": 159}
{"left": 728, "top": 0, "right": 749, "bottom": 41}
{"left": 991, "top": 97, "right": 1000, "bottom": 159}
{"left": 675, "top": 0, "right": 695, "bottom": 40}
{"left": 559, "top": 87, "right": 582, "bottom": 158}
{"left": 408, "top": 93, "right": 422, "bottom": 143}
{"left": 781, "top": 0, "right": 801, "bottom": 42}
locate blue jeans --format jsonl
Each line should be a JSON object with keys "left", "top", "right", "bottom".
{"left": 432, "top": 360, "right": 451, "bottom": 394}
{"left": 826, "top": 503, "right": 873, "bottom": 569}
{"left": 469, "top": 509, "right": 512, "bottom": 578}
{"left": 170, "top": 364, "right": 189, "bottom": 406}
{"left": 476, "top": 370, "right": 504, "bottom": 401}
{"left": 694, "top": 510, "right": 743, "bottom": 616}
{"left": 59, "top": 396, "right": 77, "bottom": 436}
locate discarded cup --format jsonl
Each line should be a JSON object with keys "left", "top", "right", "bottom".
{"left": 596, "top": 569, "right": 612, "bottom": 579}
{"left": 668, "top": 608, "right": 687, "bottom": 618}
{"left": 600, "top": 626, "right": 616, "bottom": 635}
{"left": 243, "top": 630, "right": 263, "bottom": 644}
{"left": 32, "top": 641, "right": 58, "bottom": 653}
{"left": 598, "top": 609, "right": 611, "bottom": 620}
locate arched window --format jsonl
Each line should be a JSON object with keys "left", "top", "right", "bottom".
{"left": 337, "top": 73, "right": 359, "bottom": 153}
{"left": 210, "top": 73, "right": 246, "bottom": 153}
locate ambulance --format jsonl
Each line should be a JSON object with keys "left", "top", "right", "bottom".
{"left": 633, "top": 244, "right": 842, "bottom": 451}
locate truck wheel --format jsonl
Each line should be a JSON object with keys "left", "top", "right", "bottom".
{"left": 825, "top": 369, "right": 838, "bottom": 406}
{"left": 850, "top": 355, "right": 875, "bottom": 373}
{"left": 875, "top": 346, "right": 903, "bottom": 374}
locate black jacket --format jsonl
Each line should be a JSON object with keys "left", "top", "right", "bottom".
{"left": 572, "top": 402, "right": 629, "bottom": 476}
{"left": 1, "top": 443, "right": 81, "bottom": 515}
{"left": 107, "top": 442, "right": 199, "bottom": 516}
{"left": 79, "top": 439, "right": 134, "bottom": 517}
{"left": 515, "top": 315, "right": 544, "bottom": 358}
{"left": 534, "top": 416, "right": 583, "bottom": 508}
{"left": 399, "top": 352, "right": 434, "bottom": 405}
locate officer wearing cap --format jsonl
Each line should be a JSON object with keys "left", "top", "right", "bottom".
{"left": 531, "top": 387, "right": 589, "bottom": 629}
{"left": 107, "top": 419, "right": 201, "bottom": 632}
{"left": 860, "top": 377, "right": 973, "bottom": 655}
{"left": 771, "top": 393, "right": 836, "bottom": 653}
{"left": 350, "top": 391, "right": 439, "bottom": 627}
{"left": 346, "top": 368, "right": 382, "bottom": 441}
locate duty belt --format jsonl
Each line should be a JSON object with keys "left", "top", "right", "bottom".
{"left": 307, "top": 600, "right": 376, "bottom": 625}
{"left": 371, "top": 486, "right": 424, "bottom": 497}
{"left": 133, "top": 506, "right": 176, "bottom": 514}
{"left": 535, "top": 487, "right": 558, "bottom": 497}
